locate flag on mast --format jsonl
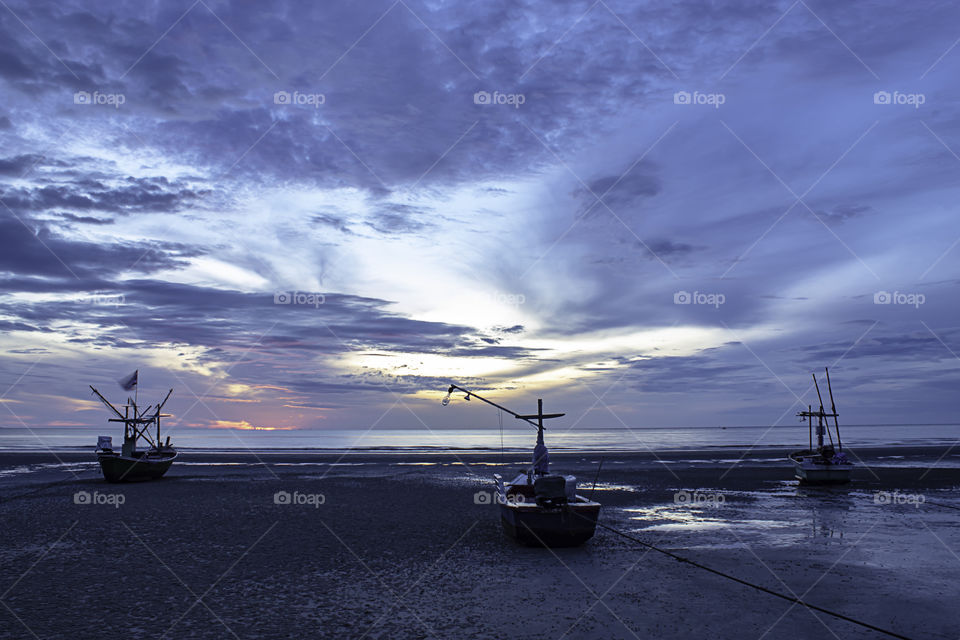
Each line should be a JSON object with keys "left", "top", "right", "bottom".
{"left": 119, "top": 370, "right": 138, "bottom": 391}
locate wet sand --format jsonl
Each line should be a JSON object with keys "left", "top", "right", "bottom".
{"left": 1, "top": 446, "right": 958, "bottom": 639}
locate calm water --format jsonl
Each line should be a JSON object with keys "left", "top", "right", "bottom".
{"left": 1, "top": 424, "right": 958, "bottom": 452}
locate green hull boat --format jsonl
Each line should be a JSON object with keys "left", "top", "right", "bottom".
{"left": 97, "top": 450, "right": 177, "bottom": 483}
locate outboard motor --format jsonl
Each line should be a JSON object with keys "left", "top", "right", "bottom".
{"left": 534, "top": 475, "right": 568, "bottom": 508}
{"left": 96, "top": 436, "right": 113, "bottom": 452}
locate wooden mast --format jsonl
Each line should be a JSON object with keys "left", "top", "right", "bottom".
{"left": 796, "top": 371, "right": 839, "bottom": 453}
{"left": 90, "top": 385, "right": 173, "bottom": 452}
{"left": 516, "top": 398, "right": 565, "bottom": 430}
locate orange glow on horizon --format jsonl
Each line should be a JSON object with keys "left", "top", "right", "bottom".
{"left": 207, "top": 420, "right": 297, "bottom": 431}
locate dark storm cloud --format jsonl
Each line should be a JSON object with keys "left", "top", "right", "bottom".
{"left": 311, "top": 213, "right": 354, "bottom": 235}
{"left": 365, "top": 204, "right": 430, "bottom": 234}
{"left": 0, "top": 275, "right": 541, "bottom": 363}
{"left": 579, "top": 167, "right": 662, "bottom": 213}
{"left": 0, "top": 154, "right": 50, "bottom": 176}
{"left": 2, "top": 177, "right": 207, "bottom": 215}
{"left": 817, "top": 204, "right": 872, "bottom": 225}
{"left": 493, "top": 325, "right": 524, "bottom": 334}
{"left": 793, "top": 329, "right": 960, "bottom": 364}
{"left": 55, "top": 212, "right": 115, "bottom": 225}
{"left": 0, "top": 318, "right": 52, "bottom": 334}
{"left": 639, "top": 239, "right": 699, "bottom": 260}
{"left": 0, "top": 214, "right": 199, "bottom": 278}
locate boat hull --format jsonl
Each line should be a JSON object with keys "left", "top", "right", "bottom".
{"left": 97, "top": 451, "right": 177, "bottom": 483}
{"left": 500, "top": 500, "right": 600, "bottom": 547}
{"left": 790, "top": 455, "right": 851, "bottom": 485}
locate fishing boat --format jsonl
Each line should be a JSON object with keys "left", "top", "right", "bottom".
{"left": 789, "top": 368, "right": 852, "bottom": 485}
{"left": 90, "top": 377, "right": 177, "bottom": 483}
{"left": 442, "top": 384, "right": 601, "bottom": 547}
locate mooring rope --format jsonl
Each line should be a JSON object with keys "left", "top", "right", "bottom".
{"left": 594, "top": 520, "right": 916, "bottom": 640}
{"left": 924, "top": 499, "right": 960, "bottom": 511}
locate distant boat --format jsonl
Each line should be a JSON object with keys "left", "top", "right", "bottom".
{"left": 789, "top": 368, "right": 852, "bottom": 485}
{"left": 89, "top": 383, "right": 177, "bottom": 482}
{"left": 443, "top": 385, "right": 601, "bottom": 547}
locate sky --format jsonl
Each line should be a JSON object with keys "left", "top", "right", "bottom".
{"left": 1, "top": 0, "right": 960, "bottom": 444}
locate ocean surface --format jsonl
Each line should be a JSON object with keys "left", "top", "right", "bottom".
{"left": 1, "top": 423, "right": 958, "bottom": 453}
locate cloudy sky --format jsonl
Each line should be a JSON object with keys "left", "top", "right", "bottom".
{"left": 1, "top": 0, "right": 960, "bottom": 443}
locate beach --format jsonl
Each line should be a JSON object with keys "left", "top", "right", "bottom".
{"left": 1, "top": 446, "right": 958, "bottom": 639}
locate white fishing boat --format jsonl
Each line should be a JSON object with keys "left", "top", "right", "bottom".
{"left": 493, "top": 471, "right": 601, "bottom": 546}
{"left": 789, "top": 368, "right": 852, "bottom": 485}
{"left": 442, "top": 385, "right": 601, "bottom": 547}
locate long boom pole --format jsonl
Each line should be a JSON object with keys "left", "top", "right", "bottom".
{"left": 445, "top": 384, "right": 540, "bottom": 430}
{"left": 155, "top": 388, "right": 174, "bottom": 415}
{"left": 824, "top": 367, "right": 842, "bottom": 451}
{"left": 89, "top": 385, "right": 125, "bottom": 420}
{"left": 812, "top": 374, "right": 826, "bottom": 416}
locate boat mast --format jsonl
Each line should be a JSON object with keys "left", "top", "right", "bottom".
{"left": 796, "top": 371, "right": 839, "bottom": 453}
{"left": 811, "top": 374, "right": 835, "bottom": 449}
{"left": 442, "top": 384, "right": 565, "bottom": 476}
{"left": 90, "top": 385, "right": 172, "bottom": 451}
{"left": 154, "top": 388, "right": 173, "bottom": 447}
{"left": 824, "top": 367, "right": 842, "bottom": 452}
{"left": 516, "top": 398, "right": 565, "bottom": 477}
{"left": 516, "top": 398, "right": 565, "bottom": 431}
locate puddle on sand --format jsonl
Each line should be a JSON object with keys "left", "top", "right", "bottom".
{"left": 0, "top": 462, "right": 94, "bottom": 478}
{"left": 618, "top": 489, "right": 853, "bottom": 549}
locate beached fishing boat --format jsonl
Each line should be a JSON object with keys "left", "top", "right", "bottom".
{"left": 90, "top": 375, "right": 177, "bottom": 483}
{"left": 789, "top": 368, "right": 852, "bottom": 485}
{"left": 442, "top": 385, "right": 601, "bottom": 546}
{"left": 493, "top": 471, "right": 601, "bottom": 546}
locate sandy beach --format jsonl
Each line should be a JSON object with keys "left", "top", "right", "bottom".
{"left": 1, "top": 446, "right": 958, "bottom": 639}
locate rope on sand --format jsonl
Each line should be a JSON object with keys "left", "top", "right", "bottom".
{"left": 595, "top": 521, "right": 916, "bottom": 640}
{"left": 924, "top": 499, "right": 960, "bottom": 511}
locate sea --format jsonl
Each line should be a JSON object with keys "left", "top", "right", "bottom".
{"left": 1, "top": 423, "right": 958, "bottom": 453}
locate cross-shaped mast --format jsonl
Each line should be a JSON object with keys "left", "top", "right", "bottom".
{"left": 515, "top": 399, "right": 565, "bottom": 430}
